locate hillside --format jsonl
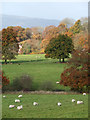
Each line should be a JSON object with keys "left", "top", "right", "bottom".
{"left": 1, "top": 14, "right": 60, "bottom": 29}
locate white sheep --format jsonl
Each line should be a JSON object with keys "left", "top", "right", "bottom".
{"left": 3, "top": 95, "right": 6, "bottom": 98}
{"left": 15, "top": 99, "right": 20, "bottom": 103}
{"left": 17, "top": 105, "right": 23, "bottom": 110}
{"left": 36, "top": 56, "right": 38, "bottom": 59}
{"left": 83, "top": 93, "right": 86, "bottom": 96}
{"left": 33, "top": 102, "right": 38, "bottom": 106}
{"left": 56, "top": 82, "right": 60, "bottom": 84}
{"left": 57, "top": 102, "right": 62, "bottom": 106}
{"left": 77, "top": 101, "right": 84, "bottom": 104}
{"left": 72, "top": 99, "right": 75, "bottom": 102}
{"left": 9, "top": 105, "right": 15, "bottom": 109}
{"left": 18, "top": 95, "right": 22, "bottom": 98}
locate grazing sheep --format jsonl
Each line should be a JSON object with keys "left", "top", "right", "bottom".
{"left": 17, "top": 105, "right": 23, "bottom": 110}
{"left": 18, "top": 95, "right": 22, "bottom": 98}
{"left": 36, "top": 56, "right": 38, "bottom": 59}
{"left": 56, "top": 82, "right": 60, "bottom": 84}
{"left": 3, "top": 95, "right": 6, "bottom": 98}
{"left": 72, "top": 99, "right": 75, "bottom": 102}
{"left": 15, "top": 99, "right": 20, "bottom": 103}
{"left": 77, "top": 101, "right": 84, "bottom": 104}
{"left": 57, "top": 102, "right": 61, "bottom": 106}
{"left": 9, "top": 105, "right": 15, "bottom": 109}
{"left": 33, "top": 102, "right": 38, "bottom": 106}
{"left": 83, "top": 93, "right": 86, "bottom": 96}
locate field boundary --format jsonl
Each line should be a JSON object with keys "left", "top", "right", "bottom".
{"left": 2, "top": 90, "right": 81, "bottom": 95}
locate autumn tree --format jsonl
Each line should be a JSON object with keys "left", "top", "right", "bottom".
{"left": 41, "top": 24, "right": 67, "bottom": 50}
{"left": 60, "top": 50, "right": 89, "bottom": 92}
{"left": 45, "top": 34, "right": 74, "bottom": 62}
{"left": 41, "top": 25, "right": 57, "bottom": 49}
{"left": 8, "top": 26, "right": 29, "bottom": 42}
{"left": 42, "top": 25, "right": 56, "bottom": 39}
{"left": 31, "top": 27, "right": 43, "bottom": 40}
{"left": 2, "top": 27, "right": 19, "bottom": 64}
{"left": 73, "top": 31, "right": 88, "bottom": 51}
{"left": 67, "top": 18, "right": 88, "bottom": 51}
{"left": 69, "top": 20, "right": 81, "bottom": 34}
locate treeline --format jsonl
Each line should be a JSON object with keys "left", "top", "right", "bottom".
{"left": 1, "top": 17, "right": 88, "bottom": 63}
{"left": 1, "top": 17, "right": 88, "bottom": 52}
{"left": 16, "top": 17, "right": 88, "bottom": 54}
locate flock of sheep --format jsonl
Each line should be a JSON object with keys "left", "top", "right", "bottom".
{"left": 3, "top": 94, "right": 39, "bottom": 110}
{"left": 3, "top": 95, "right": 23, "bottom": 110}
{"left": 57, "top": 93, "right": 86, "bottom": 106}
{"left": 3, "top": 92, "right": 86, "bottom": 110}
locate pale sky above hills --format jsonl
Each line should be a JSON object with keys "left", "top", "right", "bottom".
{"left": 1, "top": 2, "right": 88, "bottom": 20}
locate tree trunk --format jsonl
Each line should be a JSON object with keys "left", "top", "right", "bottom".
{"left": 62, "top": 58, "right": 64, "bottom": 62}
{"left": 86, "top": 85, "right": 89, "bottom": 93}
{"left": 5, "top": 59, "right": 7, "bottom": 64}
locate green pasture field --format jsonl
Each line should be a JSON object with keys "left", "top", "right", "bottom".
{"left": 2, "top": 93, "right": 88, "bottom": 118}
{"left": 2, "top": 54, "right": 69, "bottom": 91}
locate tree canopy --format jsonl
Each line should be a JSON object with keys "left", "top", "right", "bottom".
{"left": 45, "top": 34, "right": 74, "bottom": 62}
{"left": 2, "top": 27, "right": 19, "bottom": 63}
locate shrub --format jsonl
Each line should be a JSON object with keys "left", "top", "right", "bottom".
{"left": 11, "top": 74, "right": 33, "bottom": 91}
{"left": 60, "top": 50, "right": 89, "bottom": 92}
{"left": 40, "top": 81, "right": 54, "bottom": 91}
{"left": 60, "top": 67, "right": 88, "bottom": 92}
{"left": 2, "top": 72, "right": 10, "bottom": 92}
{"left": 11, "top": 78, "right": 22, "bottom": 91}
{"left": 2, "top": 72, "right": 10, "bottom": 86}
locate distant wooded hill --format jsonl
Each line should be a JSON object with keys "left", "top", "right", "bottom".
{"left": 1, "top": 14, "right": 60, "bottom": 29}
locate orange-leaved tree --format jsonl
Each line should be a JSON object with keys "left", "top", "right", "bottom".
{"left": 41, "top": 24, "right": 68, "bottom": 51}
{"left": 60, "top": 50, "right": 89, "bottom": 92}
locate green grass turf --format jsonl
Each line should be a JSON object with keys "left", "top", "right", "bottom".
{"left": 2, "top": 54, "right": 69, "bottom": 91}
{"left": 2, "top": 93, "right": 88, "bottom": 118}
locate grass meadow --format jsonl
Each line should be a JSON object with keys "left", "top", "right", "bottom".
{"left": 2, "top": 94, "right": 88, "bottom": 118}
{"left": 2, "top": 54, "right": 69, "bottom": 91}
{"left": 2, "top": 54, "right": 89, "bottom": 118}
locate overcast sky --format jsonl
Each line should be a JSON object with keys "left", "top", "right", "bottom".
{"left": 1, "top": 2, "right": 88, "bottom": 20}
